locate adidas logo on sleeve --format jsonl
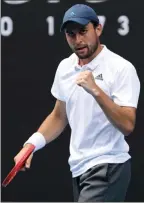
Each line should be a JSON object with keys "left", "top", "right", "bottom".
{"left": 95, "top": 74, "right": 103, "bottom": 80}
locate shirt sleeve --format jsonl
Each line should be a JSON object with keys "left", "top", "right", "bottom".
{"left": 51, "top": 62, "right": 65, "bottom": 102}
{"left": 111, "top": 63, "right": 140, "bottom": 108}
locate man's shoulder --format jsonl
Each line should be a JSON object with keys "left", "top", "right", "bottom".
{"left": 106, "top": 47, "right": 135, "bottom": 72}
{"left": 57, "top": 53, "right": 77, "bottom": 71}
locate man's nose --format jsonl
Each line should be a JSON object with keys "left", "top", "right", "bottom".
{"left": 75, "top": 33, "right": 83, "bottom": 43}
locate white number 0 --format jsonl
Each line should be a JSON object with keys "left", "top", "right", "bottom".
{"left": 117, "top": 15, "right": 129, "bottom": 36}
{"left": 1, "top": 16, "right": 13, "bottom": 36}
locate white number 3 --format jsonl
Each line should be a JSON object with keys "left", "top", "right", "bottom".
{"left": 117, "top": 15, "right": 129, "bottom": 36}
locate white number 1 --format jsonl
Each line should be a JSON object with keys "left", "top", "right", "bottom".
{"left": 46, "top": 16, "right": 54, "bottom": 36}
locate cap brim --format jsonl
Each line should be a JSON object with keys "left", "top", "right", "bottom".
{"left": 60, "top": 18, "right": 90, "bottom": 32}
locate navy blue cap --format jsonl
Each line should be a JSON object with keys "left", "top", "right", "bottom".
{"left": 60, "top": 4, "right": 99, "bottom": 31}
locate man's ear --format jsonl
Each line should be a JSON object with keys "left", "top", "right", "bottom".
{"left": 95, "top": 24, "right": 103, "bottom": 37}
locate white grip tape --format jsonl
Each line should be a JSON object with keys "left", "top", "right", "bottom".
{"left": 24, "top": 132, "right": 46, "bottom": 152}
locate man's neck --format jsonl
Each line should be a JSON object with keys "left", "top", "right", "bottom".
{"left": 79, "top": 44, "right": 103, "bottom": 66}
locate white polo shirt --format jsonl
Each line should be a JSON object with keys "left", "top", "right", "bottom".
{"left": 51, "top": 45, "right": 140, "bottom": 177}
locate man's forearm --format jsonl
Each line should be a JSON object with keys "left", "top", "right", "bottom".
{"left": 92, "top": 86, "right": 135, "bottom": 136}
{"left": 37, "top": 112, "right": 68, "bottom": 143}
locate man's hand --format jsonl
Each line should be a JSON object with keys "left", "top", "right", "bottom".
{"left": 14, "top": 144, "right": 34, "bottom": 171}
{"left": 76, "top": 70, "right": 136, "bottom": 136}
{"left": 76, "top": 70, "right": 99, "bottom": 95}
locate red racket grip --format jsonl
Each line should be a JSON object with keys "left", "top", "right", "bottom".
{"left": 2, "top": 144, "right": 35, "bottom": 187}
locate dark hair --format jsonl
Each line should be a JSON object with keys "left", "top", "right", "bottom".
{"left": 91, "top": 21, "right": 99, "bottom": 28}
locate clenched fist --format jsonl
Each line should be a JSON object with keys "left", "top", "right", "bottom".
{"left": 76, "top": 70, "right": 99, "bottom": 96}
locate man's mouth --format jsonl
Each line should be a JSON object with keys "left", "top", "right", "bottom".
{"left": 75, "top": 46, "right": 87, "bottom": 51}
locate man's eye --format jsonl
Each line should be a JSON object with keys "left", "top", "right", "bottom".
{"left": 80, "top": 29, "right": 87, "bottom": 34}
{"left": 67, "top": 32, "right": 75, "bottom": 37}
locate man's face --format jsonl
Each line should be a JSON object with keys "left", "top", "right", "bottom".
{"left": 65, "top": 22, "right": 102, "bottom": 59}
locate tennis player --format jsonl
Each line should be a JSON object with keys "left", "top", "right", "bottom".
{"left": 14, "top": 4, "right": 140, "bottom": 201}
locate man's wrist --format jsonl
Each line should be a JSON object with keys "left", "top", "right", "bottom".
{"left": 24, "top": 132, "right": 46, "bottom": 152}
{"left": 91, "top": 86, "right": 100, "bottom": 97}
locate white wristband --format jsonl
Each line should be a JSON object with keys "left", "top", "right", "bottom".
{"left": 24, "top": 132, "right": 46, "bottom": 152}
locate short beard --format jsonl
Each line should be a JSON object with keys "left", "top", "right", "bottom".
{"left": 75, "top": 41, "right": 99, "bottom": 59}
